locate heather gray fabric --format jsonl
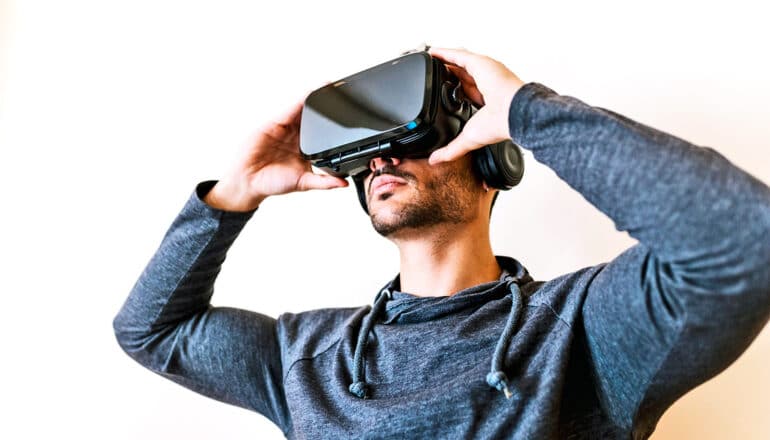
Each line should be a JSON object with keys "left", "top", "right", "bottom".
{"left": 113, "top": 82, "right": 770, "bottom": 439}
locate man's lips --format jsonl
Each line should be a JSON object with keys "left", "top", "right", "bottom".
{"left": 370, "top": 175, "right": 408, "bottom": 197}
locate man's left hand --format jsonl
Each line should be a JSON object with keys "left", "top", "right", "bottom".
{"left": 427, "top": 47, "right": 525, "bottom": 165}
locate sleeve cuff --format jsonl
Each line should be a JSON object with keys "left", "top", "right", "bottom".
{"left": 183, "top": 180, "right": 258, "bottom": 223}
{"left": 508, "top": 82, "right": 558, "bottom": 146}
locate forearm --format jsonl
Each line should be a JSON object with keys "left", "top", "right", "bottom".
{"left": 507, "top": 83, "right": 770, "bottom": 430}
{"left": 508, "top": 82, "right": 770, "bottom": 292}
{"left": 113, "top": 180, "right": 256, "bottom": 348}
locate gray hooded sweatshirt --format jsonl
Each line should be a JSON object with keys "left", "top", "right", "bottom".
{"left": 113, "top": 82, "right": 770, "bottom": 439}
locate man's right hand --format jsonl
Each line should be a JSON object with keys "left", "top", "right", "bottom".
{"left": 203, "top": 97, "right": 349, "bottom": 212}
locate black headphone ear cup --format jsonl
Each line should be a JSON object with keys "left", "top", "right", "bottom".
{"left": 472, "top": 140, "right": 525, "bottom": 190}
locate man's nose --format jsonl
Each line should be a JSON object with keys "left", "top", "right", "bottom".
{"left": 369, "top": 156, "right": 402, "bottom": 172}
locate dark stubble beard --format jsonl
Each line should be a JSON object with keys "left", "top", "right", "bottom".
{"left": 369, "top": 163, "right": 481, "bottom": 237}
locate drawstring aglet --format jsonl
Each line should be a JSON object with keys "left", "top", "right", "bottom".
{"left": 486, "top": 371, "right": 514, "bottom": 399}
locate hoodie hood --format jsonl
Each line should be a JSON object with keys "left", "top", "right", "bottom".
{"left": 348, "top": 256, "right": 534, "bottom": 399}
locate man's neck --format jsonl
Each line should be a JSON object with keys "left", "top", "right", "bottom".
{"left": 391, "top": 220, "right": 501, "bottom": 297}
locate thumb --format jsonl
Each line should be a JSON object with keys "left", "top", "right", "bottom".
{"left": 297, "top": 172, "right": 349, "bottom": 191}
{"left": 428, "top": 130, "right": 484, "bottom": 165}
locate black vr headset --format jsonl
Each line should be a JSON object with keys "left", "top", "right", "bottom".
{"left": 299, "top": 48, "right": 524, "bottom": 214}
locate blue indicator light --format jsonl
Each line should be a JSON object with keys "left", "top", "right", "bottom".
{"left": 406, "top": 121, "right": 417, "bottom": 130}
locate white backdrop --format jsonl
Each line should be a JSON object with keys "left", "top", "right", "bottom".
{"left": 1, "top": 1, "right": 768, "bottom": 439}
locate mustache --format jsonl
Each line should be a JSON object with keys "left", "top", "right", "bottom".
{"left": 368, "top": 164, "right": 415, "bottom": 195}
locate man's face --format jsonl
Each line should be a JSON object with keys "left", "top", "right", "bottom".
{"left": 362, "top": 155, "right": 484, "bottom": 238}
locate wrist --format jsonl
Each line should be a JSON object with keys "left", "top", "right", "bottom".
{"left": 203, "top": 179, "right": 266, "bottom": 212}
{"left": 500, "top": 79, "right": 525, "bottom": 140}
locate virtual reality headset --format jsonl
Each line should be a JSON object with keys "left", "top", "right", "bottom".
{"left": 299, "top": 48, "right": 525, "bottom": 212}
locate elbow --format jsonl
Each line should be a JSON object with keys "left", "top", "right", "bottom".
{"left": 112, "top": 308, "right": 177, "bottom": 374}
{"left": 748, "top": 201, "right": 770, "bottom": 298}
{"left": 112, "top": 309, "right": 157, "bottom": 365}
{"left": 112, "top": 312, "right": 133, "bottom": 352}
{"left": 112, "top": 311, "right": 144, "bottom": 358}
{"left": 721, "top": 199, "right": 770, "bottom": 299}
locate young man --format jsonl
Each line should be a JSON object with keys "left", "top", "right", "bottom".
{"left": 113, "top": 47, "right": 770, "bottom": 439}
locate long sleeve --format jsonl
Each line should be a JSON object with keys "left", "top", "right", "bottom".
{"left": 112, "top": 180, "right": 290, "bottom": 433}
{"left": 508, "top": 83, "right": 770, "bottom": 436}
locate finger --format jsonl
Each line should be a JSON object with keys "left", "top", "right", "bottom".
{"left": 446, "top": 64, "right": 477, "bottom": 86}
{"left": 297, "top": 172, "right": 349, "bottom": 191}
{"left": 446, "top": 65, "right": 485, "bottom": 106}
{"left": 428, "top": 47, "right": 482, "bottom": 72}
{"left": 446, "top": 64, "right": 479, "bottom": 91}
{"left": 428, "top": 131, "right": 484, "bottom": 165}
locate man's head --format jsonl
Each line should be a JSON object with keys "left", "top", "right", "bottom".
{"left": 361, "top": 154, "right": 497, "bottom": 239}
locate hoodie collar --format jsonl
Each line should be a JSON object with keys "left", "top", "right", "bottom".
{"left": 380, "top": 256, "right": 533, "bottom": 324}
{"left": 348, "top": 255, "right": 534, "bottom": 400}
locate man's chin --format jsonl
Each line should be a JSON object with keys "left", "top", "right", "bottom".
{"left": 368, "top": 204, "right": 399, "bottom": 225}
{"left": 368, "top": 201, "right": 407, "bottom": 237}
